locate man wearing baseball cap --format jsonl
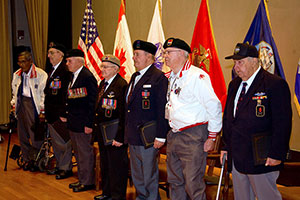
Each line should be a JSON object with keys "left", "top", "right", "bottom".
{"left": 125, "top": 40, "right": 169, "bottom": 200}
{"left": 62, "top": 49, "right": 98, "bottom": 192}
{"left": 221, "top": 43, "right": 292, "bottom": 200}
{"left": 163, "top": 37, "right": 222, "bottom": 199}
{"left": 44, "top": 42, "right": 73, "bottom": 179}
{"left": 93, "top": 54, "right": 128, "bottom": 200}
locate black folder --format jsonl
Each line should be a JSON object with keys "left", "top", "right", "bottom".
{"left": 251, "top": 132, "right": 271, "bottom": 166}
{"left": 99, "top": 119, "right": 119, "bottom": 146}
{"left": 52, "top": 119, "right": 70, "bottom": 142}
{"left": 139, "top": 120, "right": 156, "bottom": 149}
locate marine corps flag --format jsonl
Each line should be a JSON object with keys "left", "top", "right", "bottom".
{"left": 113, "top": 0, "right": 135, "bottom": 82}
{"left": 294, "top": 59, "right": 300, "bottom": 117}
{"left": 243, "top": 0, "right": 285, "bottom": 79}
{"left": 78, "top": 0, "right": 105, "bottom": 84}
{"left": 190, "top": 0, "right": 227, "bottom": 110}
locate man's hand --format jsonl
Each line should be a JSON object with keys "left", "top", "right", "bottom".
{"left": 265, "top": 157, "right": 281, "bottom": 166}
{"left": 112, "top": 140, "right": 123, "bottom": 147}
{"left": 153, "top": 139, "right": 164, "bottom": 149}
{"left": 204, "top": 138, "right": 215, "bottom": 152}
{"left": 220, "top": 150, "right": 227, "bottom": 165}
{"left": 39, "top": 113, "right": 45, "bottom": 122}
{"left": 60, "top": 117, "right": 67, "bottom": 122}
{"left": 84, "top": 127, "right": 93, "bottom": 134}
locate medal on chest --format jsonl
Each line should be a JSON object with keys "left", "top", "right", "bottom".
{"left": 142, "top": 90, "right": 150, "bottom": 109}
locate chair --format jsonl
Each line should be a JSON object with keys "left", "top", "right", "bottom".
{"left": 158, "top": 145, "right": 169, "bottom": 198}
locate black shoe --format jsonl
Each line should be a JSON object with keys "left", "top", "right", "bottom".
{"left": 29, "top": 165, "right": 39, "bottom": 172}
{"left": 73, "top": 184, "right": 95, "bottom": 192}
{"left": 69, "top": 181, "right": 80, "bottom": 189}
{"left": 47, "top": 167, "right": 60, "bottom": 175}
{"left": 94, "top": 194, "right": 112, "bottom": 200}
{"left": 23, "top": 162, "right": 31, "bottom": 171}
{"left": 56, "top": 170, "right": 73, "bottom": 180}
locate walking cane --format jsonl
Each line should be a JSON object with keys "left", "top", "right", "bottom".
{"left": 4, "top": 112, "right": 15, "bottom": 171}
{"left": 216, "top": 152, "right": 227, "bottom": 200}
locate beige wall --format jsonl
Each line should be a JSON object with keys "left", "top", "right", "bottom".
{"left": 72, "top": 0, "right": 300, "bottom": 151}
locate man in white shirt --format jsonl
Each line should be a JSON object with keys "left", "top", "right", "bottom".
{"left": 163, "top": 37, "right": 222, "bottom": 200}
{"left": 11, "top": 49, "right": 48, "bottom": 172}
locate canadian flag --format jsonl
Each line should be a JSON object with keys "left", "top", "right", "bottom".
{"left": 113, "top": 0, "right": 135, "bottom": 82}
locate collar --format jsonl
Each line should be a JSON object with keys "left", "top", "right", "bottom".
{"left": 105, "top": 73, "right": 117, "bottom": 86}
{"left": 166, "top": 60, "right": 191, "bottom": 79}
{"left": 244, "top": 66, "right": 261, "bottom": 87}
{"left": 16, "top": 64, "right": 37, "bottom": 78}
{"left": 52, "top": 61, "right": 62, "bottom": 71}
{"left": 73, "top": 66, "right": 84, "bottom": 76}
{"left": 137, "top": 64, "right": 152, "bottom": 77}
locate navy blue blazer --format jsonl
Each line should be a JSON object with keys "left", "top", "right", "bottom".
{"left": 44, "top": 61, "right": 72, "bottom": 123}
{"left": 94, "top": 73, "right": 128, "bottom": 143}
{"left": 66, "top": 67, "right": 98, "bottom": 132}
{"left": 125, "top": 65, "right": 169, "bottom": 145}
{"left": 222, "top": 68, "right": 292, "bottom": 174}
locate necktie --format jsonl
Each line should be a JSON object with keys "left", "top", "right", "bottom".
{"left": 236, "top": 82, "right": 247, "bottom": 111}
{"left": 69, "top": 73, "right": 74, "bottom": 88}
{"left": 97, "top": 81, "right": 108, "bottom": 104}
{"left": 127, "top": 71, "right": 140, "bottom": 102}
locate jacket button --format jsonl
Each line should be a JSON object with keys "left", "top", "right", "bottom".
{"left": 95, "top": 113, "right": 98, "bottom": 116}
{"left": 65, "top": 103, "right": 68, "bottom": 106}
{"left": 66, "top": 111, "right": 68, "bottom": 114}
{"left": 128, "top": 110, "right": 130, "bottom": 113}
{"left": 94, "top": 124, "right": 97, "bottom": 126}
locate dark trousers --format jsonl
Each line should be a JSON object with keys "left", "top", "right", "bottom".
{"left": 69, "top": 130, "right": 95, "bottom": 185}
{"left": 99, "top": 142, "right": 128, "bottom": 200}
{"left": 17, "top": 96, "right": 43, "bottom": 162}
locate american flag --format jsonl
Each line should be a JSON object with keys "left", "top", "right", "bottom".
{"left": 78, "top": 0, "right": 104, "bottom": 84}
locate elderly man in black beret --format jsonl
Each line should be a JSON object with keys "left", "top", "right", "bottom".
{"left": 163, "top": 38, "right": 222, "bottom": 199}
{"left": 61, "top": 49, "right": 98, "bottom": 192}
{"left": 93, "top": 55, "right": 128, "bottom": 200}
{"left": 44, "top": 42, "right": 73, "bottom": 179}
{"left": 125, "top": 40, "right": 169, "bottom": 200}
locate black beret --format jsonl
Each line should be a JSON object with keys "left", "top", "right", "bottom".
{"left": 225, "top": 43, "right": 258, "bottom": 60}
{"left": 163, "top": 37, "right": 191, "bottom": 53}
{"left": 48, "top": 42, "right": 66, "bottom": 54}
{"left": 65, "top": 49, "right": 84, "bottom": 58}
{"left": 133, "top": 40, "right": 157, "bottom": 55}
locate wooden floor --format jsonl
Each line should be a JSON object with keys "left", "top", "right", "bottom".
{"left": 1, "top": 131, "right": 299, "bottom": 200}
{"left": 0, "top": 132, "right": 168, "bottom": 200}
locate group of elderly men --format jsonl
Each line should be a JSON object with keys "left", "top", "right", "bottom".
{"left": 11, "top": 37, "right": 292, "bottom": 200}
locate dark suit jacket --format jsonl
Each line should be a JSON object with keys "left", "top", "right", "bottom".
{"left": 44, "top": 61, "right": 72, "bottom": 123}
{"left": 94, "top": 74, "right": 128, "bottom": 144}
{"left": 125, "top": 65, "right": 169, "bottom": 145}
{"left": 222, "top": 68, "right": 292, "bottom": 174}
{"left": 66, "top": 67, "right": 98, "bottom": 132}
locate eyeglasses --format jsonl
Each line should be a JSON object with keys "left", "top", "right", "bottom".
{"left": 47, "top": 51, "right": 59, "bottom": 55}
{"left": 100, "top": 65, "right": 115, "bottom": 69}
{"left": 163, "top": 50, "right": 181, "bottom": 55}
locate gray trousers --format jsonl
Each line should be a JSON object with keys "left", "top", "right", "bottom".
{"left": 17, "top": 96, "right": 43, "bottom": 162}
{"left": 129, "top": 145, "right": 160, "bottom": 200}
{"left": 167, "top": 125, "right": 208, "bottom": 200}
{"left": 69, "top": 130, "right": 95, "bottom": 185}
{"left": 48, "top": 124, "right": 72, "bottom": 171}
{"left": 232, "top": 162, "right": 282, "bottom": 200}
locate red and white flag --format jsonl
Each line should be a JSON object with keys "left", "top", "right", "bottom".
{"left": 78, "top": 0, "right": 105, "bottom": 84}
{"left": 190, "top": 0, "right": 227, "bottom": 110}
{"left": 113, "top": 0, "right": 135, "bottom": 82}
